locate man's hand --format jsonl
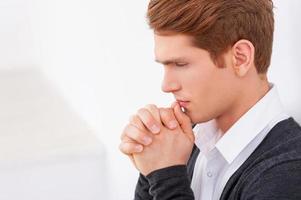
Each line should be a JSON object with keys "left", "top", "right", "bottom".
{"left": 133, "top": 103, "right": 194, "bottom": 176}
{"left": 119, "top": 104, "right": 179, "bottom": 169}
{"left": 119, "top": 103, "right": 194, "bottom": 176}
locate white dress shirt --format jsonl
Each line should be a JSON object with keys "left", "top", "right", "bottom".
{"left": 190, "top": 83, "right": 290, "bottom": 200}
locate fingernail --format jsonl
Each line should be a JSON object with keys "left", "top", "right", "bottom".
{"left": 179, "top": 105, "right": 185, "bottom": 112}
{"left": 150, "top": 125, "right": 160, "bottom": 134}
{"left": 169, "top": 120, "right": 178, "bottom": 129}
{"left": 135, "top": 145, "right": 143, "bottom": 152}
{"left": 143, "top": 137, "right": 152, "bottom": 145}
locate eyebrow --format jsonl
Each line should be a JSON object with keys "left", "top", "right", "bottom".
{"left": 155, "top": 58, "right": 188, "bottom": 65}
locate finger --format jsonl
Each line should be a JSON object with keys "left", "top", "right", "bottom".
{"left": 145, "top": 104, "right": 161, "bottom": 124}
{"left": 122, "top": 124, "right": 153, "bottom": 146}
{"left": 120, "top": 134, "right": 145, "bottom": 155}
{"left": 173, "top": 102, "right": 192, "bottom": 131}
{"left": 171, "top": 101, "right": 177, "bottom": 109}
{"left": 173, "top": 102, "right": 195, "bottom": 142}
{"left": 129, "top": 114, "right": 146, "bottom": 130}
{"left": 120, "top": 132, "right": 134, "bottom": 142}
{"left": 137, "top": 108, "right": 161, "bottom": 134}
{"left": 119, "top": 142, "right": 144, "bottom": 155}
{"left": 121, "top": 126, "right": 135, "bottom": 141}
{"left": 159, "top": 108, "right": 178, "bottom": 129}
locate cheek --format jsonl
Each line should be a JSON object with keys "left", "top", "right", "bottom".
{"left": 190, "top": 73, "right": 217, "bottom": 100}
{"left": 189, "top": 74, "right": 236, "bottom": 121}
{"left": 183, "top": 69, "right": 209, "bottom": 91}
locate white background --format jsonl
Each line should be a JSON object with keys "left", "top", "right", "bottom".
{"left": 0, "top": 0, "right": 300, "bottom": 199}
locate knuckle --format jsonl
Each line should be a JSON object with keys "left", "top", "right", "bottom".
{"left": 137, "top": 108, "right": 159, "bottom": 132}
{"left": 129, "top": 114, "right": 139, "bottom": 124}
{"left": 166, "top": 107, "right": 174, "bottom": 115}
{"left": 159, "top": 107, "right": 165, "bottom": 113}
{"left": 159, "top": 108, "right": 169, "bottom": 118}
{"left": 138, "top": 110, "right": 154, "bottom": 127}
{"left": 145, "top": 104, "right": 158, "bottom": 111}
{"left": 138, "top": 109, "right": 150, "bottom": 120}
{"left": 123, "top": 124, "right": 132, "bottom": 133}
{"left": 146, "top": 104, "right": 161, "bottom": 124}
{"left": 120, "top": 142, "right": 136, "bottom": 155}
{"left": 145, "top": 119, "right": 154, "bottom": 129}
{"left": 122, "top": 134, "right": 133, "bottom": 143}
{"left": 145, "top": 103, "right": 155, "bottom": 108}
{"left": 159, "top": 108, "right": 178, "bottom": 129}
{"left": 124, "top": 116, "right": 152, "bottom": 144}
{"left": 137, "top": 108, "right": 146, "bottom": 115}
{"left": 131, "top": 128, "right": 145, "bottom": 142}
{"left": 137, "top": 134, "right": 147, "bottom": 143}
{"left": 119, "top": 143, "right": 126, "bottom": 153}
{"left": 124, "top": 124, "right": 138, "bottom": 138}
{"left": 128, "top": 114, "right": 136, "bottom": 122}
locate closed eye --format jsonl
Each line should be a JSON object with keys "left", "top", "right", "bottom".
{"left": 175, "top": 62, "right": 188, "bottom": 67}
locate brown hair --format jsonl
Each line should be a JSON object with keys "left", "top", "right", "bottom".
{"left": 147, "top": 0, "right": 274, "bottom": 74}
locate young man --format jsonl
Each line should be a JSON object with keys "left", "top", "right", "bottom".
{"left": 119, "top": 0, "right": 301, "bottom": 199}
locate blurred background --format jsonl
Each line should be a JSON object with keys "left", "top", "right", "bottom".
{"left": 0, "top": 0, "right": 300, "bottom": 199}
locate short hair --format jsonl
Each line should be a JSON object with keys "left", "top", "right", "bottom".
{"left": 147, "top": 0, "right": 274, "bottom": 74}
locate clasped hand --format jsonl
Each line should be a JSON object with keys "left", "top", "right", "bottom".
{"left": 119, "top": 102, "right": 195, "bottom": 176}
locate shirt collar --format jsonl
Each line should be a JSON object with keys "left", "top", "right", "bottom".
{"left": 193, "top": 83, "right": 286, "bottom": 163}
{"left": 193, "top": 120, "right": 222, "bottom": 156}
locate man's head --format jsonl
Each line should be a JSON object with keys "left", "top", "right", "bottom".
{"left": 147, "top": 0, "right": 274, "bottom": 73}
{"left": 147, "top": 0, "right": 274, "bottom": 124}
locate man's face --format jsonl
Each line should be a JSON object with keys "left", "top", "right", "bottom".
{"left": 154, "top": 33, "right": 240, "bottom": 124}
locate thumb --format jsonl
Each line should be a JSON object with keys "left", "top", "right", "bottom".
{"left": 173, "top": 102, "right": 195, "bottom": 143}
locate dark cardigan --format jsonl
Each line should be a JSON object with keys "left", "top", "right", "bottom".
{"left": 134, "top": 117, "right": 301, "bottom": 200}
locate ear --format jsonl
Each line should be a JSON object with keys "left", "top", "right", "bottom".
{"left": 231, "top": 39, "right": 255, "bottom": 77}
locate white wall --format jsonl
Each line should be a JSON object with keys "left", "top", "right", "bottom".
{"left": 0, "top": 69, "right": 108, "bottom": 200}
{"left": 270, "top": 1, "right": 301, "bottom": 121}
{"left": 0, "top": 0, "right": 40, "bottom": 69}
{"left": 1, "top": 0, "right": 300, "bottom": 199}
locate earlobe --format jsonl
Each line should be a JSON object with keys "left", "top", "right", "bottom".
{"left": 232, "top": 39, "right": 255, "bottom": 77}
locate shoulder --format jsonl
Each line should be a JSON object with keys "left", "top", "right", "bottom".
{"left": 239, "top": 118, "right": 301, "bottom": 199}
{"left": 254, "top": 117, "right": 301, "bottom": 160}
{"left": 245, "top": 117, "right": 301, "bottom": 178}
{"left": 221, "top": 118, "right": 301, "bottom": 200}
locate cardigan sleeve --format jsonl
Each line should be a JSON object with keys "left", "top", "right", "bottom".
{"left": 134, "top": 165, "right": 195, "bottom": 200}
{"left": 134, "top": 144, "right": 198, "bottom": 200}
{"left": 146, "top": 165, "right": 194, "bottom": 200}
{"left": 134, "top": 125, "right": 198, "bottom": 200}
{"left": 134, "top": 173, "right": 153, "bottom": 200}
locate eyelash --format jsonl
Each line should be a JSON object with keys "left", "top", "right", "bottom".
{"left": 162, "top": 62, "right": 188, "bottom": 68}
{"left": 175, "top": 63, "right": 188, "bottom": 67}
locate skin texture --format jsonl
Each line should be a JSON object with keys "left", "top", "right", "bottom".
{"left": 119, "top": 33, "right": 270, "bottom": 176}
{"left": 132, "top": 103, "right": 194, "bottom": 176}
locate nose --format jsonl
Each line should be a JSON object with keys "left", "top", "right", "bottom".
{"left": 161, "top": 70, "right": 181, "bottom": 93}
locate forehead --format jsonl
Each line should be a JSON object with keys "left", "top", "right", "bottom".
{"left": 154, "top": 33, "right": 194, "bottom": 50}
{"left": 154, "top": 33, "right": 195, "bottom": 60}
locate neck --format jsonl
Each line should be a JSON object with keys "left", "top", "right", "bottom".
{"left": 215, "top": 77, "right": 270, "bottom": 134}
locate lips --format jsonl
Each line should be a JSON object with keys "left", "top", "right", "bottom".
{"left": 177, "top": 100, "right": 189, "bottom": 107}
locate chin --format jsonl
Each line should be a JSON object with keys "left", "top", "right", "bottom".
{"left": 188, "top": 110, "right": 213, "bottom": 124}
